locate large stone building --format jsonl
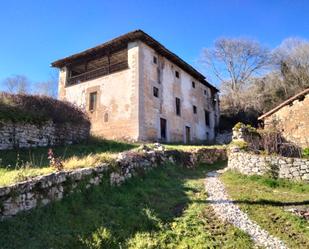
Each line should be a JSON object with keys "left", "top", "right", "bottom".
{"left": 52, "top": 30, "right": 219, "bottom": 143}
{"left": 258, "top": 88, "right": 309, "bottom": 149}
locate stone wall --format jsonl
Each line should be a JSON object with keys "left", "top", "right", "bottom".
{"left": 228, "top": 149, "right": 309, "bottom": 181}
{"left": 0, "top": 120, "right": 90, "bottom": 150}
{"left": 0, "top": 145, "right": 226, "bottom": 219}
{"left": 263, "top": 93, "right": 309, "bottom": 149}
{"left": 58, "top": 41, "right": 220, "bottom": 143}
{"left": 139, "top": 43, "right": 220, "bottom": 143}
{"left": 58, "top": 41, "right": 140, "bottom": 141}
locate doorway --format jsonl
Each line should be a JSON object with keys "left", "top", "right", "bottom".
{"left": 160, "top": 118, "right": 167, "bottom": 141}
{"left": 185, "top": 126, "right": 191, "bottom": 144}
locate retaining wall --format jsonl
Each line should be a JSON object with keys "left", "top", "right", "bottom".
{"left": 0, "top": 120, "right": 90, "bottom": 150}
{"left": 0, "top": 146, "right": 227, "bottom": 219}
{"left": 228, "top": 148, "right": 309, "bottom": 181}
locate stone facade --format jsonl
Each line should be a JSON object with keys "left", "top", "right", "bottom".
{"left": 138, "top": 43, "right": 219, "bottom": 142}
{"left": 262, "top": 91, "right": 309, "bottom": 149}
{"left": 58, "top": 43, "right": 140, "bottom": 141}
{"left": 0, "top": 145, "right": 226, "bottom": 219}
{"left": 55, "top": 31, "right": 219, "bottom": 143}
{"left": 228, "top": 149, "right": 309, "bottom": 181}
{"left": 0, "top": 120, "right": 89, "bottom": 150}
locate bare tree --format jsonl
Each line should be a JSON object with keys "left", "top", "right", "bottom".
{"left": 34, "top": 81, "right": 54, "bottom": 96}
{"left": 201, "top": 38, "right": 270, "bottom": 93}
{"left": 272, "top": 38, "right": 309, "bottom": 95}
{"left": 34, "top": 70, "right": 58, "bottom": 98}
{"left": 3, "top": 75, "right": 30, "bottom": 94}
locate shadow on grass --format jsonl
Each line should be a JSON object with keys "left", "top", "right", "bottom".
{"left": 0, "top": 136, "right": 138, "bottom": 170}
{"left": 0, "top": 162, "right": 226, "bottom": 249}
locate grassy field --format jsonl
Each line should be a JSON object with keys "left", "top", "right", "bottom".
{"left": 0, "top": 139, "right": 225, "bottom": 187}
{"left": 221, "top": 171, "right": 309, "bottom": 249}
{"left": 0, "top": 137, "right": 137, "bottom": 186}
{"left": 0, "top": 161, "right": 254, "bottom": 249}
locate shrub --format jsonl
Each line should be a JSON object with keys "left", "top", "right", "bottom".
{"left": 230, "top": 140, "right": 248, "bottom": 150}
{"left": 0, "top": 92, "right": 90, "bottom": 125}
{"left": 302, "top": 148, "right": 309, "bottom": 158}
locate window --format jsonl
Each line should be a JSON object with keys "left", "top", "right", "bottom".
{"left": 153, "top": 56, "right": 157, "bottom": 64}
{"left": 204, "top": 110, "right": 210, "bottom": 126}
{"left": 89, "top": 92, "right": 97, "bottom": 111}
{"left": 204, "top": 90, "right": 207, "bottom": 95}
{"left": 153, "top": 87, "right": 159, "bottom": 98}
{"left": 192, "top": 81, "right": 195, "bottom": 88}
{"left": 193, "top": 105, "right": 197, "bottom": 114}
{"left": 157, "top": 68, "right": 161, "bottom": 84}
{"left": 104, "top": 113, "right": 108, "bottom": 122}
{"left": 176, "top": 97, "right": 181, "bottom": 116}
{"left": 175, "top": 70, "right": 180, "bottom": 78}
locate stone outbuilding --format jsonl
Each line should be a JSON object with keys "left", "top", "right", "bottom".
{"left": 258, "top": 88, "right": 309, "bottom": 149}
{"left": 52, "top": 30, "right": 219, "bottom": 143}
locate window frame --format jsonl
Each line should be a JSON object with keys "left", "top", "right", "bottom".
{"left": 153, "top": 86, "right": 159, "bottom": 98}
{"left": 175, "top": 70, "right": 180, "bottom": 78}
{"left": 204, "top": 110, "right": 210, "bottom": 126}
{"left": 176, "top": 97, "right": 181, "bottom": 116}
{"left": 89, "top": 91, "right": 98, "bottom": 112}
{"left": 193, "top": 105, "right": 197, "bottom": 114}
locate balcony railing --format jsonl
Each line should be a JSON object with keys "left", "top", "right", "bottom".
{"left": 67, "top": 61, "right": 128, "bottom": 86}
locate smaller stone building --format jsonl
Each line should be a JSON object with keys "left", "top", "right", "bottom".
{"left": 258, "top": 88, "right": 309, "bottom": 149}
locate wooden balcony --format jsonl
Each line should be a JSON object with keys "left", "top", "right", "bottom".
{"left": 67, "top": 60, "right": 128, "bottom": 86}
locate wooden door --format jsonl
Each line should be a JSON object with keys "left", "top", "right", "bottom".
{"left": 185, "top": 126, "right": 190, "bottom": 144}
{"left": 160, "top": 118, "right": 167, "bottom": 140}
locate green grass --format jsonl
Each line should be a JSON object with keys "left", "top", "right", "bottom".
{"left": 0, "top": 162, "right": 254, "bottom": 249}
{"left": 163, "top": 144, "right": 225, "bottom": 151}
{"left": 220, "top": 171, "right": 309, "bottom": 248}
{"left": 0, "top": 137, "right": 137, "bottom": 186}
{"left": 0, "top": 140, "right": 225, "bottom": 187}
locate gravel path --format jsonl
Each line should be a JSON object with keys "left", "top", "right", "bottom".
{"left": 205, "top": 171, "right": 287, "bottom": 249}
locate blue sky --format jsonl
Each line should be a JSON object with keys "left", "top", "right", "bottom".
{"left": 0, "top": 0, "right": 308, "bottom": 90}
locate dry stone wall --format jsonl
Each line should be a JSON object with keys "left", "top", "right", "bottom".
{"left": 0, "top": 145, "right": 226, "bottom": 219}
{"left": 229, "top": 122, "right": 309, "bottom": 181}
{"left": 263, "top": 93, "right": 309, "bottom": 149}
{"left": 228, "top": 148, "right": 309, "bottom": 181}
{"left": 0, "top": 120, "right": 90, "bottom": 150}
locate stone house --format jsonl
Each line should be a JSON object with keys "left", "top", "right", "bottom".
{"left": 258, "top": 88, "right": 309, "bottom": 148}
{"left": 52, "top": 30, "right": 219, "bottom": 143}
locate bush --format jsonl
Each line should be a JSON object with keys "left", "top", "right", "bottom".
{"left": 0, "top": 92, "right": 90, "bottom": 125}
{"left": 302, "top": 148, "right": 309, "bottom": 158}
{"left": 230, "top": 140, "right": 248, "bottom": 150}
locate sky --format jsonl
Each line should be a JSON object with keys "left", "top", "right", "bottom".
{"left": 0, "top": 0, "right": 308, "bottom": 91}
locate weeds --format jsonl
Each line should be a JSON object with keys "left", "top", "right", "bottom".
{"left": 48, "top": 148, "right": 64, "bottom": 171}
{"left": 0, "top": 137, "right": 137, "bottom": 186}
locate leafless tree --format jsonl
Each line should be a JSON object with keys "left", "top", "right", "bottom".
{"left": 3, "top": 75, "right": 30, "bottom": 94}
{"left": 272, "top": 38, "right": 309, "bottom": 96}
{"left": 34, "top": 70, "right": 58, "bottom": 98}
{"left": 201, "top": 38, "right": 270, "bottom": 93}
